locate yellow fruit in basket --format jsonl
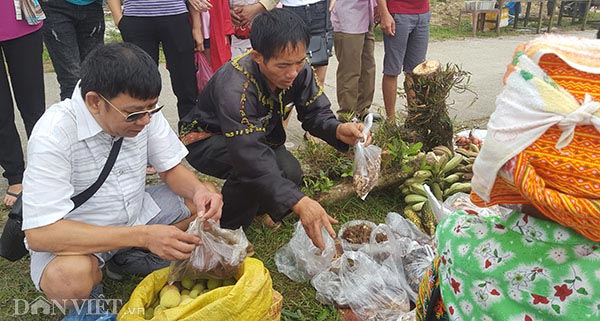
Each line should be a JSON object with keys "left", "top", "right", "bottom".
{"left": 154, "top": 305, "right": 164, "bottom": 316}
{"left": 222, "top": 278, "right": 236, "bottom": 286}
{"left": 160, "top": 285, "right": 181, "bottom": 308}
{"left": 144, "top": 307, "right": 154, "bottom": 320}
{"left": 179, "top": 297, "right": 194, "bottom": 306}
{"left": 206, "top": 278, "right": 222, "bottom": 290}
{"left": 181, "top": 278, "right": 194, "bottom": 290}
{"left": 193, "top": 281, "right": 206, "bottom": 291}
{"left": 189, "top": 290, "right": 200, "bottom": 298}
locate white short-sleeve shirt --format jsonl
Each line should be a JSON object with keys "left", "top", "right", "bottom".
{"left": 22, "top": 85, "right": 188, "bottom": 230}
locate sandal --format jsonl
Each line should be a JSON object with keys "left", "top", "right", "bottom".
{"left": 3, "top": 190, "right": 21, "bottom": 207}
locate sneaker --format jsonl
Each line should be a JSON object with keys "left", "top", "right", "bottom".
{"left": 105, "top": 249, "right": 169, "bottom": 280}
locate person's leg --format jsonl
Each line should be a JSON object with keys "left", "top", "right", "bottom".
{"left": 382, "top": 13, "right": 411, "bottom": 122}
{"left": 74, "top": 1, "right": 104, "bottom": 64}
{"left": 159, "top": 14, "right": 199, "bottom": 120}
{"left": 334, "top": 32, "right": 362, "bottom": 119}
{"left": 35, "top": 254, "right": 103, "bottom": 307}
{"left": 0, "top": 44, "right": 25, "bottom": 205}
{"left": 105, "top": 184, "right": 192, "bottom": 279}
{"left": 357, "top": 29, "right": 376, "bottom": 118}
{"left": 1, "top": 30, "right": 46, "bottom": 206}
{"left": 186, "top": 135, "right": 234, "bottom": 179}
{"left": 118, "top": 15, "right": 161, "bottom": 65}
{"left": 40, "top": 0, "right": 82, "bottom": 100}
{"left": 403, "top": 12, "right": 430, "bottom": 75}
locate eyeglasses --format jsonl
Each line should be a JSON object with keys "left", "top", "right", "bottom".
{"left": 98, "top": 94, "right": 164, "bottom": 122}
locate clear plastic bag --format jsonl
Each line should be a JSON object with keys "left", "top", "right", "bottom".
{"left": 274, "top": 222, "right": 336, "bottom": 283}
{"left": 385, "top": 212, "right": 433, "bottom": 246}
{"left": 353, "top": 114, "right": 382, "bottom": 200}
{"left": 196, "top": 52, "right": 214, "bottom": 94}
{"left": 402, "top": 244, "right": 435, "bottom": 299}
{"left": 310, "top": 258, "right": 348, "bottom": 306}
{"left": 168, "top": 218, "right": 250, "bottom": 283}
{"left": 338, "top": 251, "right": 410, "bottom": 321}
{"left": 443, "top": 192, "right": 513, "bottom": 218}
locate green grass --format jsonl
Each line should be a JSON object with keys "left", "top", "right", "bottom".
{"left": 0, "top": 180, "right": 406, "bottom": 320}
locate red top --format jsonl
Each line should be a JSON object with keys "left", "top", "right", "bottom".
{"left": 387, "top": 0, "right": 429, "bottom": 14}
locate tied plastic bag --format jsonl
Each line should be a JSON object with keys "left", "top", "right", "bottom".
{"left": 353, "top": 114, "right": 382, "bottom": 200}
{"left": 385, "top": 212, "right": 433, "bottom": 246}
{"left": 403, "top": 243, "right": 435, "bottom": 299}
{"left": 275, "top": 222, "right": 336, "bottom": 283}
{"left": 168, "top": 218, "right": 251, "bottom": 282}
{"left": 196, "top": 52, "right": 213, "bottom": 94}
{"left": 338, "top": 251, "right": 410, "bottom": 321}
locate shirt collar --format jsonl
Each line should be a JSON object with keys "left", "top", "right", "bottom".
{"left": 72, "top": 82, "right": 105, "bottom": 141}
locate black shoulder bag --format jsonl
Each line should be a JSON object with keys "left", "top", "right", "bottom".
{"left": 0, "top": 137, "right": 123, "bottom": 261}
{"left": 307, "top": 0, "right": 333, "bottom": 66}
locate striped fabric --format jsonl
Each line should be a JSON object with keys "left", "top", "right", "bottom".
{"left": 123, "top": 0, "right": 188, "bottom": 17}
{"left": 471, "top": 39, "right": 600, "bottom": 241}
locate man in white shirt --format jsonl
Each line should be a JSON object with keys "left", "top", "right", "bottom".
{"left": 22, "top": 42, "right": 223, "bottom": 307}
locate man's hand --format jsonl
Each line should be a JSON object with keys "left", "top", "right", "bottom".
{"left": 292, "top": 196, "right": 338, "bottom": 250}
{"left": 142, "top": 225, "right": 201, "bottom": 260}
{"left": 231, "top": 3, "right": 265, "bottom": 26}
{"left": 379, "top": 12, "right": 395, "bottom": 36}
{"left": 189, "top": 0, "right": 212, "bottom": 12}
{"left": 193, "top": 183, "right": 223, "bottom": 223}
{"left": 336, "top": 122, "right": 372, "bottom": 146}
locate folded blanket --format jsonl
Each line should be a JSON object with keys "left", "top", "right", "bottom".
{"left": 470, "top": 35, "right": 600, "bottom": 241}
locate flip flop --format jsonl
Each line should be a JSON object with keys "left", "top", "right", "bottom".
{"left": 4, "top": 190, "right": 21, "bottom": 207}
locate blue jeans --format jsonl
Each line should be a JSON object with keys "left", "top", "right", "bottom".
{"left": 40, "top": 0, "right": 104, "bottom": 100}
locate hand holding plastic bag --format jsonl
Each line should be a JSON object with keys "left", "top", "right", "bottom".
{"left": 168, "top": 218, "right": 251, "bottom": 283}
{"left": 275, "top": 222, "right": 336, "bottom": 283}
{"left": 353, "top": 114, "right": 382, "bottom": 200}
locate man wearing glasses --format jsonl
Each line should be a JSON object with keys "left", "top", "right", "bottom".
{"left": 20, "top": 42, "right": 223, "bottom": 308}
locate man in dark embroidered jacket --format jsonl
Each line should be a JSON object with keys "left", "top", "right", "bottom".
{"left": 180, "top": 8, "right": 371, "bottom": 250}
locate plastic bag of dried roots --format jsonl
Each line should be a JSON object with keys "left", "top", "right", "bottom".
{"left": 168, "top": 218, "right": 251, "bottom": 283}
{"left": 353, "top": 113, "right": 382, "bottom": 200}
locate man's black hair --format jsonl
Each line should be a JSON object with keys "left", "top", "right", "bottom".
{"left": 250, "top": 8, "right": 310, "bottom": 61}
{"left": 79, "top": 42, "right": 161, "bottom": 100}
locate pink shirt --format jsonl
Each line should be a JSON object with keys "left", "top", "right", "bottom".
{"left": 331, "top": 0, "right": 376, "bottom": 34}
{"left": 0, "top": 1, "right": 43, "bottom": 41}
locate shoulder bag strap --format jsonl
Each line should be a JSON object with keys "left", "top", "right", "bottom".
{"left": 70, "top": 137, "right": 124, "bottom": 210}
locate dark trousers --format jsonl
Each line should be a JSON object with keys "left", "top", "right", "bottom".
{"left": 40, "top": 0, "right": 104, "bottom": 101}
{"left": 118, "top": 14, "right": 198, "bottom": 120}
{"left": 0, "top": 30, "right": 45, "bottom": 185}
{"left": 186, "top": 135, "right": 303, "bottom": 229}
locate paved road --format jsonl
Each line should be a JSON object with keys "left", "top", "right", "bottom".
{"left": 2, "top": 28, "right": 596, "bottom": 194}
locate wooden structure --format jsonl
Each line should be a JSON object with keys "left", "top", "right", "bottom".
{"left": 458, "top": 0, "right": 503, "bottom": 37}
{"left": 510, "top": 0, "right": 546, "bottom": 33}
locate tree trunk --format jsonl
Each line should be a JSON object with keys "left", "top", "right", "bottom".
{"left": 403, "top": 60, "right": 454, "bottom": 152}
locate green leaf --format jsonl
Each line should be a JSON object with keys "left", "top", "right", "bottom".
{"left": 577, "top": 288, "right": 589, "bottom": 295}
{"left": 575, "top": 276, "right": 582, "bottom": 281}
{"left": 493, "top": 249, "right": 498, "bottom": 257}
{"left": 552, "top": 304, "right": 561, "bottom": 314}
{"left": 564, "top": 279, "right": 575, "bottom": 284}
{"left": 316, "top": 310, "right": 330, "bottom": 321}
{"left": 478, "top": 283, "right": 486, "bottom": 288}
